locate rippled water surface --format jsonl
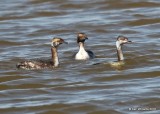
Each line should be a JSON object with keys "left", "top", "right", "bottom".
{"left": 0, "top": 0, "right": 160, "bottom": 114}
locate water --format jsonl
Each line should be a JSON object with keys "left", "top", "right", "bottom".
{"left": 0, "top": 0, "right": 160, "bottom": 114}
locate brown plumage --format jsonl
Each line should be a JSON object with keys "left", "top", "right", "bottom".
{"left": 16, "top": 38, "right": 67, "bottom": 70}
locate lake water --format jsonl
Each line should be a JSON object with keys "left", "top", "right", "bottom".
{"left": 0, "top": 0, "right": 160, "bottom": 114}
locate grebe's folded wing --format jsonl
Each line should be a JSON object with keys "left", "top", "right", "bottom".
{"left": 16, "top": 58, "right": 53, "bottom": 70}
{"left": 86, "top": 50, "right": 95, "bottom": 59}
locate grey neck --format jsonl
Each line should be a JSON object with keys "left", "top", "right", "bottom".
{"left": 51, "top": 47, "right": 59, "bottom": 67}
{"left": 116, "top": 41, "right": 124, "bottom": 61}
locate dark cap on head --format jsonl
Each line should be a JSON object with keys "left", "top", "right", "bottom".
{"left": 77, "top": 33, "right": 88, "bottom": 43}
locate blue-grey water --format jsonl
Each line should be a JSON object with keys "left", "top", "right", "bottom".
{"left": 0, "top": 0, "right": 160, "bottom": 114}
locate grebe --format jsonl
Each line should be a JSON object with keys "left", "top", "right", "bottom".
{"left": 116, "top": 36, "right": 132, "bottom": 61}
{"left": 75, "top": 33, "right": 95, "bottom": 60}
{"left": 110, "top": 36, "right": 132, "bottom": 67}
{"left": 16, "top": 38, "right": 68, "bottom": 70}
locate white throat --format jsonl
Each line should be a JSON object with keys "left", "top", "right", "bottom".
{"left": 54, "top": 55, "right": 59, "bottom": 67}
{"left": 116, "top": 41, "right": 124, "bottom": 61}
{"left": 51, "top": 47, "right": 59, "bottom": 67}
{"left": 116, "top": 41, "right": 121, "bottom": 50}
{"left": 75, "top": 42, "right": 90, "bottom": 60}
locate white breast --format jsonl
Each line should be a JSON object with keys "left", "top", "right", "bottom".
{"left": 75, "top": 47, "right": 90, "bottom": 60}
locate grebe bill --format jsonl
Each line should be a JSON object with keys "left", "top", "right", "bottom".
{"left": 75, "top": 33, "right": 95, "bottom": 60}
{"left": 16, "top": 38, "right": 68, "bottom": 70}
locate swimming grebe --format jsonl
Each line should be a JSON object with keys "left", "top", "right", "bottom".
{"left": 110, "top": 36, "right": 132, "bottom": 67}
{"left": 16, "top": 38, "right": 68, "bottom": 70}
{"left": 75, "top": 33, "right": 95, "bottom": 60}
{"left": 116, "top": 36, "right": 132, "bottom": 61}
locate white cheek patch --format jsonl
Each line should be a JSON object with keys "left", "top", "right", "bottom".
{"left": 51, "top": 42, "right": 59, "bottom": 47}
{"left": 55, "top": 42, "right": 59, "bottom": 45}
{"left": 51, "top": 42, "right": 54, "bottom": 47}
{"left": 116, "top": 41, "right": 121, "bottom": 49}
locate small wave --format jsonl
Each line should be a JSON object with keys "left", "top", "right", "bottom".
{"left": 124, "top": 18, "right": 160, "bottom": 26}
{"left": 33, "top": 11, "right": 67, "bottom": 17}
{"left": 100, "top": 1, "right": 160, "bottom": 10}
{"left": 0, "top": 40, "right": 22, "bottom": 46}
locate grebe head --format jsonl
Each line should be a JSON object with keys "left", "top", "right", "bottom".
{"left": 51, "top": 37, "right": 68, "bottom": 47}
{"left": 116, "top": 36, "right": 132, "bottom": 49}
{"left": 77, "top": 33, "right": 88, "bottom": 43}
{"left": 117, "top": 36, "right": 132, "bottom": 44}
